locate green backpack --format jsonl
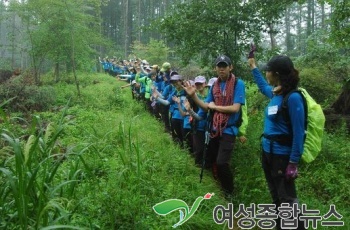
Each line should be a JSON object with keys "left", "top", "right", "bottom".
{"left": 237, "top": 99, "right": 248, "bottom": 137}
{"left": 282, "top": 88, "right": 325, "bottom": 163}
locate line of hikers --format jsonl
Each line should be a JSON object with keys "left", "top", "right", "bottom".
{"left": 118, "top": 55, "right": 247, "bottom": 198}
{"left": 115, "top": 52, "right": 314, "bottom": 230}
{"left": 98, "top": 56, "right": 152, "bottom": 77}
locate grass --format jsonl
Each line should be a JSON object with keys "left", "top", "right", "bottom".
{"left": 0, "top": 72, "right": 349, "bottom": 229}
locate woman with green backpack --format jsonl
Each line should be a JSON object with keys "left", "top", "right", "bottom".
{"left": 248, "top": 55, "right": 306, "bottom": 230}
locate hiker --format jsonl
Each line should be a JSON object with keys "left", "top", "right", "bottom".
{"left": 173, "top": 79, "right": 197, "bottom": 154}
{"left": 99, "top": 57, "right": 111, "bottom": 74}
{"left": 248, "top": 55, "right": 306, "bottom": 230}
{"left": 158, "top": 62, "right": 173, "bottom": 132}
{"left": 183, "top": 55, "right": 246, "bottom": 197}
{"left": 136, "top": 69, "right": 157, "bottom": 114}
{"left": 183, "top": 76, "right": 211, "bottom": 165}
{"left": 151, "top": 64, "right": 163, "bottom": 119}
{"left": 173, "top": 96, "right": 192, "bottom": 153}
{"left": 154, "top": 74, "right": 187, "bottom": 148}
{"left": 120, "top": 67, "right": 138, "bottom": 100}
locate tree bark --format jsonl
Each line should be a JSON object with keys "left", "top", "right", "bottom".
{"left": 331, "top": 81, "right": 350, "bottom": 115}
{"left": 267, "top": 22, "right": 277, "bottom": 50}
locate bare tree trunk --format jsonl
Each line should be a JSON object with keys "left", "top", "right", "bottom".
{"left": 320, "top": 1, "right": 325, "bottom": 29}
{"left": 307, "top": 0, "right": 314, "bottom": 36}
{"left": 285, "top": 7, "right": 292, "bottom": 52}
{"left": 26, "top": 23, "right": 40, "bottom": 84}
{"left": 64, "top": 0, "right": 80, "bottom": 96}
{"left": 71, "top": 33, "right": 80, "bottom": 96}
{"left": 138, "top": 0, "right": 141, "bottom": 41}
{"left": 11, "top": 13, "right": 16, "bottom": 68}
{"left": 297, "top": 4, "right": 304, "bottom": 55}
{"left": 124, "top": 0, "right": 129, "bottom": 58}
{"left": 127, "top": 0, "right": 133, "bottom": 56}
{"left": 267, "top": 22, "right": 277, "bottom": 50}
{"left": 54, "top": 62, "right": 59, "bottom": 82}
{"left": 332, "top": 81, "right": 350, "bottom": 115}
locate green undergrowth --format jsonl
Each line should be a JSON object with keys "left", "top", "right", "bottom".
{"left": 0, "top": 73, "right": 348, "bottom": 229}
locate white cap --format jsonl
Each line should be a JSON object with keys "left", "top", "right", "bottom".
{"left": 131, "top": 80, "right": 137, "bottom": 85}
{"left": 194, "top": 76, "right": 206, "bottom": 84}
{"left": 170, "top": 75, "right": 182, "bottom": 81}
{"left": 207, "top": 77, "right": 218, "bottom": 87}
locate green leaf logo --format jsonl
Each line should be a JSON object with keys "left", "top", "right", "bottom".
{"left": 153, "top": 193, "right": 214, "bottom": 228}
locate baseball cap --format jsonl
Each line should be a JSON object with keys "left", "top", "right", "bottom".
{"left": 215, "top": 55, "right": 232, "bottom": 66}
{"left": 131, "top": 80, "right": 137, "bottom": 85}
{"left": 170, "top": 71, "right": 178, "bottom": 77}
{"left": 194, "top": 76, "right": 206, "bottom": 84}
{"left": 207, "top": 77, "right": 218, "bottom": 87}
{"left": 152, "top": 64, "right": 159, "bottom": 69}
{"left": 141, "top": 60, "right": 149, "bottom": 65}
{"left": 170, "top": 75, "right": 182, "bottom": 81}
{"left": 161, "top": 62, "right": 171, "bottom": 72}
{"left": 263, "top": 55, "right": 294, "bottom": 75}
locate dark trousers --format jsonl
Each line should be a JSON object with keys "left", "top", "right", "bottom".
{"left": 182, "top": 128, "right": 193, "bottom": 154}
{"left": 152, "top": 103, "right": 161, "bottom": 119}
{"left": 207, "top": 133, "right": 236, "bottom": 194}
{"left": 193, "top": 130, "right": 205, "bottom": 165}
{"left": 262, "top": 151, "right": 306, "bottom": 230}
{"left": 159, "top": 104, "right": 171, "bottom": 132}
{"left": 171, "top": 118, "right": 184, "bottom": 148}
{"left": 144, "top": 98, "right": 153, "bottom": 114}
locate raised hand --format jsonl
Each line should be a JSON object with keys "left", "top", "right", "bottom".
{"left": 152, "top": 91, "right": 159, "bottom": 99}
{"left": 182, "top": 81, "right": 196, "bottom": 97}
{"left": 172, "top": 95, "right": 180, "bottom": 104}
{"left": 248, "top": 42, "right": 256, "bottom": 59}
{"left": 184, "top": 99, "right": 191, "bottom": 110}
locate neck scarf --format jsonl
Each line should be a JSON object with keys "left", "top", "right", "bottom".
{"left": 211, "top": 74, "right": 235, "bottom": 137}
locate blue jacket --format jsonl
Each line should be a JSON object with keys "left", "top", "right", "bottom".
{"left": 166, "top": 89, "right": 186, "bottom": 120}
{"left": 252, "top": 68, "right": 305, "bottom": 163}
{"left": 195, "top": 108, "right": 208, "bottom": 131}
{"left": 205, "top": 78, "right": 246, "bottom": 136}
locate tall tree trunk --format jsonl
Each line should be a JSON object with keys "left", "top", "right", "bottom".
{"left": 124, "top": 0, "right": 129, "bottom": 58}
{"left": 267, "top": 22, "right": 277, "bottom": 50}
{"left": 54, "top": 62, "right": 59, "bottom": 82}
{"left": 127, "top": 0, "right": 133, "bottom": 56}
{"left": 332, "top": 81, "right": 350, "bottom": 115}
{"left": 71, "top": 33, "right": 80, "bottom": 96}
{"left": 297, "top": 4, "right": 304, "bottom": 55}
{"left": 138, "top": 0, "right": 141, "bottom": 42}
{"left": 307, "top": 0, "right": 314, "bottom": 37}
{"left": 320, "top": 1, "right": 325, "bottom": 29}
{"left": 285, "top": 7, "right": 292, "bottom": 53}
{"left": 11, "top": 13, "right": 16, "bottom": 69}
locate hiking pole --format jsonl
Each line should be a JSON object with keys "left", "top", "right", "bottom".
{"left": 200, "top": 109, "right": 213, "bottom": 183}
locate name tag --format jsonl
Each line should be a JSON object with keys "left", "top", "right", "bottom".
{"left": 268, "top": 105, "right": 278, "bottom": 115}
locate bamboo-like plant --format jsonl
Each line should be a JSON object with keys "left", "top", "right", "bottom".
{"left": 0, "top": 103, "right": 88, "bottom": 229}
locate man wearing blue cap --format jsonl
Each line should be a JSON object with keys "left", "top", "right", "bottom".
{"left": 183, "top": 55, "right": 246, "bottom": 198}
